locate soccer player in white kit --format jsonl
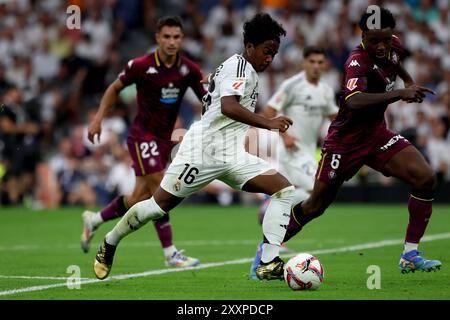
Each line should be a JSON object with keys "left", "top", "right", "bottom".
{"left": 93, "top": 13, "right": 296, "bottom": 281}
{"left": 250, "top": 47, "right": 338, "bottom": 279}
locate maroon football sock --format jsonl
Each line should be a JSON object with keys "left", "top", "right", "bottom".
{"left": 100, "top": 196, "right": 128, "bottom": 221}
{"left": 154, "top": 214, "right": 173, "bottom": 248}
{"left": 405, "top": 195, "right": 433, "bottom": 243}
{"left": 283, "top": 203, "right": 305, "bottom": 242}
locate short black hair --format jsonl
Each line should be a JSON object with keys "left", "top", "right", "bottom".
{"left": 243, "top": 13, "right": 286, "bottom": 46}
{"left": 358, "top": 7, "right": 396, "bottom": 32}
{"left": 303, "top": 46, "right": 326, "bottom": 59}
{"left": 156, "top": 15, "right": 183, "bottom": 32}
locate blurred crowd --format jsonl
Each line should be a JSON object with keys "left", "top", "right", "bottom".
{"left": 0, "top": 0, "right": 449, "bottom": 208}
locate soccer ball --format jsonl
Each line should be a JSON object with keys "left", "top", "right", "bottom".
{"left": 284, "top": 253, "right": 324, "bottom": 290}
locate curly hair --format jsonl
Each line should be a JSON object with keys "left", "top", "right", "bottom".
{"left": 359, "top": 6, "right": 396, "bottom": 32}
{"left": 243, "top": 13, "right": 286, "bottom": 46}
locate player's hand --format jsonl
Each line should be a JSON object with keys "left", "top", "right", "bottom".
{"left": 267, "top": 116, "right": 293, "bottom": 133}
{"left": 282, "top": 133, "right": 299, "bottom": 150}
{"left": 401, "top": 85, "right": 436, "bottom": 103}
{"left": 200, "top": 73, "right": 212, "bottom": 85}
{"left": 87, "top": 119, "right": 102, "bottom": 144}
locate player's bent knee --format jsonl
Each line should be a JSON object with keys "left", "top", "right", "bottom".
{"left": 271, "top": 185, "right": 295, "bottom": 199}
{"left": 133, "top": 198, "right": 166, "bottom": 223}
{"left": 413, "top": 169, "right": 437, "bottom": 191}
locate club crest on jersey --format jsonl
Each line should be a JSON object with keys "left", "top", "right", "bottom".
{"left": 173, "top": 181, "right": 181, "bottom": 192}
{"left": 349, "top": 60, "right": 360, "bottom": 67}
{"left": 346, "top": 78, "right": 358, "bottom": 91}
{"left": 391, "top": 52, "right": 398, "bottom": 64}
{"left": 329, "top": 170, "right": 336, "bottom": 180}
{"left": 149, "top": 158, "right": 157, "bottom": 167}
{"left": 180, "top": 64, "right": 189, "bottom": 76}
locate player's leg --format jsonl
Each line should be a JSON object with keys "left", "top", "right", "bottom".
{"left": 93, "top": 152, "right": 218, "bottom": 279}
{"left": 94, "top": 186, "right": 184, "bottom": 279}
{"left": 257, "top": 155, "right": 315, "bottom": 246}
{"left": 380, "top": 145, "right": 441, "bottom": 273}
{"left": 283, "top": 149, "right": 345, "bottom": 243}
{"left": 126, "top": 172, "right": 199, "bottom": 268}
{"left": 242, "top": 171, "right": 295, "bottom": 280}
{"left": 80, "top": 172, "right": 162, "bottom": 253}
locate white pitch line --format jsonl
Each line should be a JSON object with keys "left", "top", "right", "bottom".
{"left": 0, "top": 275, "right": 91, "bottom": 281}
{"left": 0, "top": 232, "right": 449, "bottom": 297}
{"left": 0, "top": 239, "right": 321, "bottom": 252}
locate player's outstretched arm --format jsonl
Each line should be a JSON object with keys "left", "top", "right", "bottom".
{"left": 221, "top": 96, "right": 292, "bottom": 132}
{"left": 88, "top": 79, "right": 125, "bottom": 144}
{"left": 346, "top": 85, "right": 435, "bottom": 110}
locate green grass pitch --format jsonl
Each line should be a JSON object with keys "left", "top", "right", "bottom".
{"left": 0, "top": 204, "right": 449, "bottom": 300}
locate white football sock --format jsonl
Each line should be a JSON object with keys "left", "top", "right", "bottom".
{"left": 261, "top": 243, "right": 280, "bottom": 263}
{"left": 163, "top": 245, "right": 177, "bottom": 258}
{"left": 90, "top": 212, "right": 104, "bottom": 228}
{"left": 261, "top": 185, "right": 295, "bottom": 263}
{"left": 106, "top": 197, "right": 166, "bottom": 246}
{"left": 403, "top": 242, "right": 418, "bottom": 254}
{"left": 292, "top": 188, "right": 310, "bottom": 205}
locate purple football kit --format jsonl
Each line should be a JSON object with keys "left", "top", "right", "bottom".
{"left": 119, "top": 51, "right": 206, "bottom": 176}
{"left": 317, "top": 35, "right": 412, "bottom": 185}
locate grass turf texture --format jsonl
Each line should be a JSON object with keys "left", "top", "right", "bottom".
{"left": 0, "top": 204, "right": 449, "bottom": 300}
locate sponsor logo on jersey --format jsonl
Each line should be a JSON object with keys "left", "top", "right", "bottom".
{"left": 346, "top": 78, "right": 358, "bottom": 91}
{"left": 160, "top": 82, "right": 180, "bottom": 104}
{"left": 146, "top": 66, "right": 158, "bottom": 74}
{"left": 380, "top": 134, "right": 406, "bottom": 151}
{"left": 349, "top": 60, "right": 360, "bottom": 67}
{"left": 232, "top": 80, "right": 244, "bottom": 90}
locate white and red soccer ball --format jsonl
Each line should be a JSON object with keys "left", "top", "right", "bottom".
{"left": 284, "top": 253, "right": 324, "bottom": 290}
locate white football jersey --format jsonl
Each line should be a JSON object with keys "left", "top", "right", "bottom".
{"left": 180, "top": 54, "right": 259, "bottom": 163}
{"left": 267, "top": 71, "right": 338, "bottom": 156}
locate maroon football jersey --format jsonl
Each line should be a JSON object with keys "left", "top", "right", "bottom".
{"left": 325, "top": 35, "right": 410, "bottom": 149}
{"left": 119, "top": 51, "right": 207, "bottom": 141}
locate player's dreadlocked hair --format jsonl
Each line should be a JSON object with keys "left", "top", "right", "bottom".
{"left": 358, "top": 7, "right": 396, "bottom": 32}
{"left": 243, "top": 13, "right": 286, "bottom": 46}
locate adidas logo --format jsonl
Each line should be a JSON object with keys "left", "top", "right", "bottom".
{"left": 349, "top": 60, "right": 360, "bottom": 67}
{"left": 146, "top": 66, "right": 158, "bottom": 74}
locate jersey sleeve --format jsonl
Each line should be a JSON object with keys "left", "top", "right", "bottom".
{"left": 118, "top": 59, "right": 140, "bottom": 87}
{"left": 343, "top": 53, "right": 371, "bottom": 101}
{"left": 219, "top": 58, "right": 248, "bottom": 98}
{"left": 323, "top": 85, "right": 339, "bottom": 116}
{"left": 266, "top": 80, "right": 291, "bottom": 112}
{"left": 188, "top": 63, "right": 207, "bottom": 101}
{"left": 391, "top": 35, "right": 411, "bottom": 61}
